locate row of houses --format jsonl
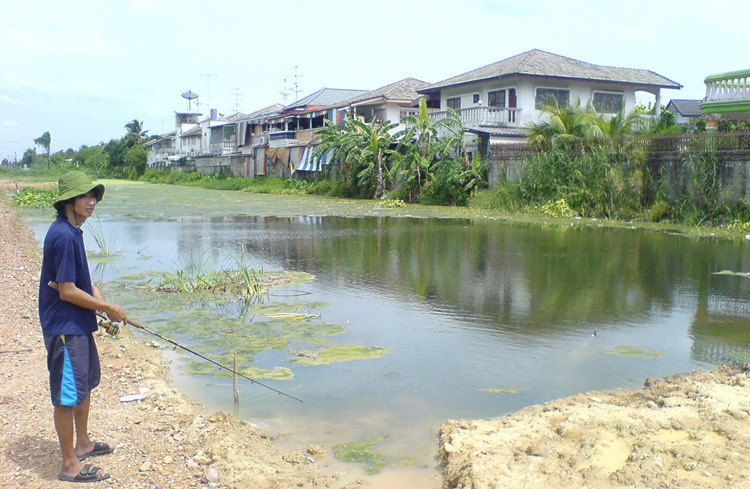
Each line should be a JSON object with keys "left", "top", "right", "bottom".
{"left": 146, "top": 49, "right": 684, "bottom": 178}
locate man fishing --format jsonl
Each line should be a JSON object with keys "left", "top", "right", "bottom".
{"left": 39, "top": 171, "right": 127, "bottom": 483}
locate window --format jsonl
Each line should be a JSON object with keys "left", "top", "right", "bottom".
{"left": 472, "top": 94, "right": 481, "bottom": 104}
{"left": 535, "top": 88, "right": 570, "bottom": 109}
{"left": 593, "top": 92, "right": 624, "bottom": 114}
{"left": 447, "top": 97, "right": 461, "bottom": 110}
{"left": 488, "top": 90, "right": 506, "bottom": 108}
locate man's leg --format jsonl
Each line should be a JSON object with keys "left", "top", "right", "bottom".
{"left": 73, "top": 391, "right": 94, "bottom": 457}
{"left": 53, "top": 405, "right": 81, "bottom": 476}
{"left": 55, "top": 402, "right": 108, "bottom": 479}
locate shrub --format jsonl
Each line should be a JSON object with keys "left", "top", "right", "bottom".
{"left": 646, "top": 200, "right": 672, "bottom": 222}
{"left": 541, "top": 199, "right": 577, "bottom": 218}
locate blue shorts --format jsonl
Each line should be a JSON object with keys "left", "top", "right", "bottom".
{"left": 44, "top": 334, "right": 101, "bottom": 406}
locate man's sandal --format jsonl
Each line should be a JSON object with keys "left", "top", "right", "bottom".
{"left": 78, "top": 442, "right": 114, "bottom": 461}
{"left": 58, "top": 464, "right": 110, "bottom": 483}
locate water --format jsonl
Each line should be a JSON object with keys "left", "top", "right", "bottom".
{"left": 24, "top": 183, "right": 750, "bottom": 487}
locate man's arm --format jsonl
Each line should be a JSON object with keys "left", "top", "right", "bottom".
{"left": 52, "top": 281, "right": 127, "bottom": 323}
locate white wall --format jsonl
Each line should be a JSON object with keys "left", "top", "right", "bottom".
{"left": 439, "top": 76, "right": 643, "bottom": 125}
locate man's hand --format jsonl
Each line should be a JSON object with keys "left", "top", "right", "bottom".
{"left": 104, "top": 304, "right": 126, "bottom": 324}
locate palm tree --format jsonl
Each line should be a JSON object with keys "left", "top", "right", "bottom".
{"left": 124, "top": 119, "right": 149, "bottom": 147}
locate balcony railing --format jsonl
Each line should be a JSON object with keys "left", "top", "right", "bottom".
{"left": 428, "top": 106, "right": 521, "bottom": 127}
{"left": 701, "top": 69, "right": 750, "bottom": 115}
{"left": 209, "top": 140, "right": 238, "bottom": 155}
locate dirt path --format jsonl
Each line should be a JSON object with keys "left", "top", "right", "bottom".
{"left": 0, "top": 188, "right": 335, "bottom": 488}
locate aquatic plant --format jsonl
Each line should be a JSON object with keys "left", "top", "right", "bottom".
{"left": 606, "top": 345, "right": 662, "bottom": 358}
{"left": 287, "top": 343, "right": 389, "bottom": 365}
{"left": 334, "top": 436, "right": 390, "bottom": 474}
{"left": 480, "top": 387, "right": 524, "bottom": 394}
{"left": 86, "top": 218, "right": 118, "bottom": 257}
{"left": 10, "top": 187, "right": 57, "bottom": 208}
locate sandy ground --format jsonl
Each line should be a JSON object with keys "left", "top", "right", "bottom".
{"left": 439, "top": 366, "right": 750, "bottom": 489}
{"left": 4, "top": 180, "right": 750, "bottom": 489}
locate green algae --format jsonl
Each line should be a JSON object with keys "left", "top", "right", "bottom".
{"left": 334, "top": 436, "right": 390, "bottom": 474}
{"left": 606, "top": 345, "right": 662, "bottom": 358}
{"left": 287, "top": 343, "right": 389, "bottom": 365}
{"left": 713, "top": 270, "right": 750, "bottom": 279}
{"left": 480, "top": 387, "right": 524, "bottom": 394}
{"left": 187, "top": 360, "right": 294, "bottom": 380}
{"left": 100, "top": 277, "right": 387, "bottom": 380}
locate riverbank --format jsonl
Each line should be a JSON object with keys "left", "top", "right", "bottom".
{"left": 4, "top": 179, "right": 750, "bottom": 489}
{"left": 439, "top": 365, "right": 750, "bottom": 488}
{"left": 0, "top": 190, "right": 336, "bottom": 488}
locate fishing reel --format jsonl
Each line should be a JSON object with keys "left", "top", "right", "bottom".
{"left": 98, "top": 317, "right": 121, "bottom": 336}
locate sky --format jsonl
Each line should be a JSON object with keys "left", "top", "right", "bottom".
{"left": 0, "top": 0, "right": 747, "bottom": 161}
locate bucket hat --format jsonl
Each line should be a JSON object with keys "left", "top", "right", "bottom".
{"left": 56, "top": 171, "right": 105, "bottom": 204}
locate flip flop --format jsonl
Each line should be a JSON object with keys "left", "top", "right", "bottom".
{"left": 58, "top": 464, "right": 110, "bottom": 483}
{"left": 78, "top": 442, "right": 114, "bottom": 460}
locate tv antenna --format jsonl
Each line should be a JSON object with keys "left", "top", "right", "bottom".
{"left": 289, "top": 65, "right": 302, "bottom": 102}
{"left": 232, "top": 88, "right": 242, "bottom": 113}
{"left": 280, "top": 78, "right": 289, "bottom": 104}
{"left": 199, "top": 73, "right": 218, "bottom": 108}
{"left": 181, "top": 90, "right": 199, "bottom": 111}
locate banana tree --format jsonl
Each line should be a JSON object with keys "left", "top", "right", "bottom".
{"left": 392, "top": 98, "right": 465, "bottom": 202}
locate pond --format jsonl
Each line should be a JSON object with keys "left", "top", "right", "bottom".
{"left": 22, "top": 181, "right": 750, "bottom": 488}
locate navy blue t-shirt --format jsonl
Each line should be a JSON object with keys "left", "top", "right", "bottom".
{"left": 39, "top": 216, "right": 98, "bottom": 335}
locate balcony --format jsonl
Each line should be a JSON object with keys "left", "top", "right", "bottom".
{"left": 700, "top": 69, "right": 750, "bottom": 115}
{"left": 427, "top": 106, "right": 521, "bottom": 128}
{"left": 209, "top": 140, "right": 238, "bottom": 155}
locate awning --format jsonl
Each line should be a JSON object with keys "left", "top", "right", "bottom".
{"left": 294, "top": 146, "right": 335, "bottom": 172}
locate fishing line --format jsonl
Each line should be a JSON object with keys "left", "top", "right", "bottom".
{"left": 99, "top": 314, "right": 303, "bottom": 403}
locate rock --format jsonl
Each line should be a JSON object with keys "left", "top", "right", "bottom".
{"left": 139, "top": 461, "right": 152, "bottom": 472}
{"left": 206, "top": 465, "right": 219, "bottom": 483}
{"left": 306, "top": 445, "right": 326, "bottom": 458}
{"left": 163, "top": 456, "right": 174, "bottom": 464}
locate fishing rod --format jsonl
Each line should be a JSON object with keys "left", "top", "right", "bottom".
{"left": 99, "top": 314, "right": 303, "bottom": 403}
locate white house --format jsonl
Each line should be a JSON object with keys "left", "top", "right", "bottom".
{"left": 337, "top": 77, "right": 429, "bottom": 134}
{"left": 418, "top": 49, "right": 682, "bottom": 142}
{"left": 665, "top": 99, "right": 702, "bottom": 125}
{"left": 144, "top": 131, "right": 175, "bottom": 167}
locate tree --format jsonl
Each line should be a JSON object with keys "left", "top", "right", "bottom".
{"left": 392, "top": 98, "right": 465, "bottom": 202}
{"left": 34, "top": 131, "right": 51, "bottom": 165}
{"left": 21, "top": 148, "right": 37, "bottom": 166}
{"left": 315, "top": 116, "right": 397, "bottom": 199}
{"left": 124, "top": 119, "right": 148, "bottom": 147}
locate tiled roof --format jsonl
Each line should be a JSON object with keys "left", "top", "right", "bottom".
{"left": 286, "top": 88, "right": 368, "bottom": 110}
{"left": 420, "top": 49, "right": 682, "bottom": 91}
{"left": 180, "top": 126, "right": 201, "bottom": 137}
{"left": 342, "top": 77, "right": 429, "bottom": 106}
{"left": 210, "top": 112, "right": 247, "bottom": 126}
{"left": 666, "top": 99, "right": 702, "bottom": 117}
{"left": 239, "top": 104, "right": 285, "bottom": 122}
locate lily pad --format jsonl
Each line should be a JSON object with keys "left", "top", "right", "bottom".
{"left": 606, "top": 345, "right": 662, "bottom": 358}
